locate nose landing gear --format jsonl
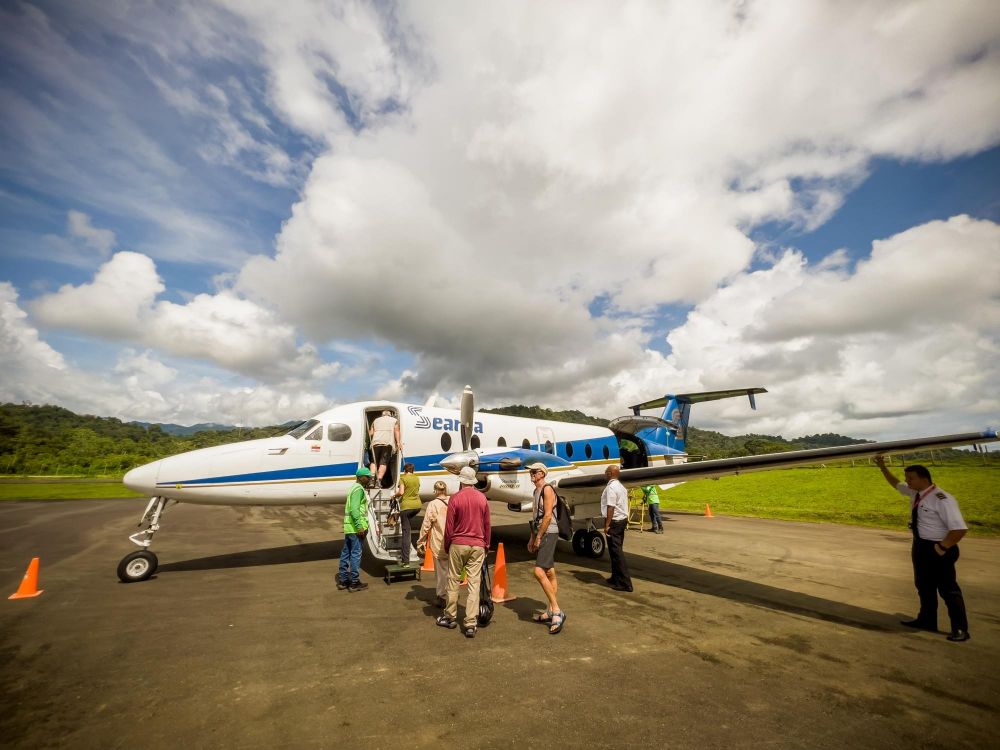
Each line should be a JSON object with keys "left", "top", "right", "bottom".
{"left": 117, "top": 496, "right": 171, "bottom": 583}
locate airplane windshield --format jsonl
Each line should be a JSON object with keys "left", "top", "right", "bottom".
{"left": 286, "top": 419, "right": 320, "bottom": 439}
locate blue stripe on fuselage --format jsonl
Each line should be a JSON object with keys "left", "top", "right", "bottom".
{"left": 157, "top": 434, "right": 623, "bottom": 487}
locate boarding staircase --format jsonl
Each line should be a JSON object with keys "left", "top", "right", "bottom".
{"left": 363, "top": 484, "right": 415, "bottom": 563}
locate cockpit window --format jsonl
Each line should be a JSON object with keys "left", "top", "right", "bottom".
{"left": 305, "top": 425, "right": 324, "bottom": 441}
{"left": 328, "top": 423, "right": 352, "bottom": 442}
{"left": 287, "top": 419, "right": 320, "bottom": 439}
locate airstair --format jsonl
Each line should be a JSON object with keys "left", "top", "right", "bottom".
{"left": 363, "top": 485, "right": 415, "bottom": 563}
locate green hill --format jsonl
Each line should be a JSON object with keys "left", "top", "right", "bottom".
{"left": 0, "top": 403, "right": 291, "bottom": 476}
{"left": 0, "top": 401, "right": 979, "bottom": 477}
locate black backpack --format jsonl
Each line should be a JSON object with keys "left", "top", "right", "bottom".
{"left": 478, "top": 558, "right": 494, "bottom": 626}
{"left": 540, "top": 484, "right": 573, "bottom": 541}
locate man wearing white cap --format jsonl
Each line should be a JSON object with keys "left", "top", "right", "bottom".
{"left": 437, "top": 466, "right": 491, "bottom": 638}
{"left": 526, "top": 462, "right": 566, "bottom": 634}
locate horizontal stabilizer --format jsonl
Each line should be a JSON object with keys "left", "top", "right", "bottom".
{"left": 630, "top": 387, "right": 767, "bottom": 414}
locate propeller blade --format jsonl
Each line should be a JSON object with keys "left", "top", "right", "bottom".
{"left": 460, "top": 384, "right": 474, "bottom": 451}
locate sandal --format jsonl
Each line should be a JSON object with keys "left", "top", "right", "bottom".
{"left": 463, "top": 626, "right": 476, "bottom": 639}
{"left": 548, "top": 611, "right": 566, "bottom": 635}
{"left": 532, "top": 609, "right": 554, "bottom": 624}
{"left": 436, "top": 615, "right": 457, "bottom": 629}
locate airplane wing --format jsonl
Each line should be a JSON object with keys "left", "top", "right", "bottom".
{"left": 556, "top": 430, "right": 998, "bottom": 492}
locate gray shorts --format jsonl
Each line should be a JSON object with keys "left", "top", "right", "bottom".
{"left": 535, "top": 533, "right": 558, "bottom": 570}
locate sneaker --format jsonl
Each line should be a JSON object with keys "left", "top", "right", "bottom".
{"left": 336, "top": 577, "right": 349, "bottom": 590}
{"left": 463, "top": 626, "right": 477, "bottom": 638}
{"left": 348, "top": 581, "right": 369, "bottom": 592}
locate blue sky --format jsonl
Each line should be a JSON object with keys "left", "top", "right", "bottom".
{"left": 1, "top": 1, "right": 998, "bottom": 438}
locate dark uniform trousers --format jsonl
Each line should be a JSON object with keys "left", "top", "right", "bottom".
{"left": 911, "top": 538, "right": 968, "bottom": 632}
{"left": 607, "top": 519, "right": 632, "bottom": 589}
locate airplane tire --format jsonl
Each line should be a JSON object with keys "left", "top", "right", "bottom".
{"left": 571, "top": 529, "right": 588, "bottom": 556}
{"left": 586, "top": 530, "right": 606, "bottom": 559}
{"left": 117, "top": 550, "right": 158, "bottom": 583}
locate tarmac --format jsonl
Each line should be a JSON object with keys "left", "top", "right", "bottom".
{"left": 1, "top": 499, "right": 998, "bottom": 749}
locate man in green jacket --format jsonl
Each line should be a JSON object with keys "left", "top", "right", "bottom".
{"left": 643, "top": 485, "right": 663, "bottom": 534}
{"left": 338, "top": 467, "right": 372, "bottom": 592}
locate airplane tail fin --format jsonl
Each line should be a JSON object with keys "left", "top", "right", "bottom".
{"left": 628, "top": 388, "right": 767, "bottom": 452}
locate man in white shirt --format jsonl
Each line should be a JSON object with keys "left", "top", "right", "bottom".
{"left": 601, "top": 465, "right": 632, "bottom": 592}
{"left": 875, "top": 456, "right": 970, "bottom": 642}
{"left": 368, "top": 410, "right": 401, "bottom": 487}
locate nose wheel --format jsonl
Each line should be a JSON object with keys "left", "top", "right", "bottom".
{"left": 117, "top": 550, "right": 158, "bottom": 582}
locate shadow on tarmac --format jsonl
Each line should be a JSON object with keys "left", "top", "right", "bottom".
{"left": 490, "top": 525, "right": 897, "bottom": 633}
{"left": 158, "top": 540, "right": 339, "bottom": 572}
{"left": 156, "top": 523, "right": 895, "bottom": 632}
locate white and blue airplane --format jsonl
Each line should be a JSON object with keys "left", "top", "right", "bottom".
{"left": 119, "top": 386, "right": 998, "bottom": 582}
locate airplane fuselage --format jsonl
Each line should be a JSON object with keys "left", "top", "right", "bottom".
{"left": 123, "top": 400, "right": 687, "bottom": 508}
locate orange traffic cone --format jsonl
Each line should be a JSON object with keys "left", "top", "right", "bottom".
{"left": 8, "top": 557, "right": 44, "bottom": 599}
{"left": 704, "top": 503, "right": 714, "bottom": 517}
{"left": 491, "top": 543, "right": 516, "bottom": 603}
{"left": 420, "top": 544, "right": 435, "bottom": 573}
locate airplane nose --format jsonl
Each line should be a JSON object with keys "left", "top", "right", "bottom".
{"left": 123, "top": 460, "right": 160, "bottom": 493}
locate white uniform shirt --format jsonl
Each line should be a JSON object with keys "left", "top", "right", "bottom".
{"left": 371, "top": 415, "right": 397, "bottom": 447}
{"left": 895, "top": 482, "right": 967, "bottom": 541}
{"left": 601, "top": 478, "right": 629, "bottom": 522}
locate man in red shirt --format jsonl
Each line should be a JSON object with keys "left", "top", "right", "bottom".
{"left": 437, "top": 466, "right": 491, "bottom": 638}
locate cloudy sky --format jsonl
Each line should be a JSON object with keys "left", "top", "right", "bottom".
{"left": 1, "top": 0, "right": 998, "bottom": 438}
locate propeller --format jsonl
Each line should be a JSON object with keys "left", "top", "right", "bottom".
{"left": 436, "top": 385, "right": 524, "bottom": 474}
{"left": 459, "top": 384, "right": 474, "bottom": 451}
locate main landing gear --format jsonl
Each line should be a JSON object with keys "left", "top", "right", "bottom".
{"left": 571, "top": 526, "right": 607, "bottom": 559}
{"left": 117, "top": 496, "right": 172, "bottom": 583}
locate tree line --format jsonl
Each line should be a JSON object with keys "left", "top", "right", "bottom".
{"left": 1, "top": 401, "right": 988, "bottom": 477}
{"left": 0, "top": 403, "right": 290, "bottom": 476}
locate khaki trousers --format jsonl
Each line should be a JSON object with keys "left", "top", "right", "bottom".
{"left": 434, "top": 554, "right": 449, "bottom": 599}
{"left": 445, "top": 544, "right": 486, "bottom": 629}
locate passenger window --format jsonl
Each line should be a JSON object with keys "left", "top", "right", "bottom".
{"left": 471, "top": 435, "right": 481, "bottom": 449}
{"left": 602, "top": 445, "right": 610, "bottom": 459}
{"left": 441, "top": 433, "right": 452, "bottom": 451}
{"left": 566, "top": 443, "right": 574, "bottom": 458}
{"left": 544, "top": 440, "right": 554, "bottom": 454}
{"left": 585, "top": 443, "right": 593, "bottom": 459}
{"left": 328, "top": 423, "right": 352, "bottom": 441}
{"left": 497, "top": 437, "right": 506, "bottom": 447}
{"left": 305, "top": 425, "right": 323, "bottom": 441}
{"left": 521, "top": 438, "right": 530, "bottom": 449}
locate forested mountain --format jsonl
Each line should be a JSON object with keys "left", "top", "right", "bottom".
{"left": 130, "top": 421, "right": 237, "bottom": 436}
{"left": 1, "top": 402, "right": 969, "bottom": 477}
{"left": 0, "top": 403, "right": 292, "bottom": 475}
{"left": 482, "top": 404, "right": 610, "bottom": 427}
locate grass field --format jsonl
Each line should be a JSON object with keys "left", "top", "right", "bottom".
{"left": 1, "top": 466, "right": 997, "bottom": 537}
{"left": 0, "top": 480, "right": 142, "bottom": 501}
{"left": 660, "top": 465, "right": 1000, "bottom": 537}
